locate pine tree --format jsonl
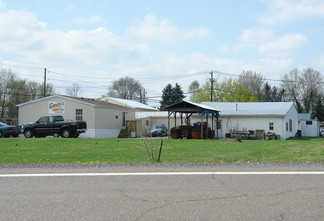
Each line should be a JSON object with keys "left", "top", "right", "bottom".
{"left": 160, "top": 83, "right": 185, "bottom": 108}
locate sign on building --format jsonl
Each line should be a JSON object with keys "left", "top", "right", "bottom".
{"left": 48, "top": 101, "right": 65, "bottom": 114}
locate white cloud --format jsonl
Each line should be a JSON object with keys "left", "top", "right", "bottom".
{"left": 0, "top": 10, "right": 46, "bottom": 52}
{"left": 126, "top": 14, "right": 212, "bottom": 43}
{"left": 76, "top": 15, "right": 107, "bottom": 25}
{"left": 311, "top": 54, "right": 324, "bottom": 71}
{"left": 258, "top": 34, "right": 309, "bottom": 54}
{"left": 235, "top": 28, "right": 274, "bottom": 51}
{"left": 235, "top": 28, "right": 309, "bottom": 57}
{"left": 0, "top": 9, "right": 150, "bottom": 68}
{"left": 0, "top": 0, "right": 6, "bottom": 9}
{"left": 260, "top": 0, "right": 324, "bottom": 25}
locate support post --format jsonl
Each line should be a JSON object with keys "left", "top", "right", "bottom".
{"left": 43, "top": 68, "right": 47, "bottom": 97}
{"left": 200, "top": 112, "right": 203, "bottom": 139}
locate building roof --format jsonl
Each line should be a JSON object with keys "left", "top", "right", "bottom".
{"left": 201, "top": 102, "right": 295, "bottom": 117}
{"left": 298, "top": 113, "right": 311, "bottom": 120}
{"left": 102, "top": 97, "right": 157, "bottom": 111}
{"left": 17, "top": 95, "right": 132, "bottom": 110}
{"left": 162, "top": 100, "right": 220, "bottom": 114}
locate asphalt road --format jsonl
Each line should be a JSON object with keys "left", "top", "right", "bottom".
{"left": 1, "top": 163, "right": 324, "bottom": 221}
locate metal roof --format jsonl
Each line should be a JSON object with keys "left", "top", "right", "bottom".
{"left": 103, "top": 97, "right": 157, "bottom": 111}
{"left": 16, "top": 95, "right": 130, "bottom": 110}
{"left": 201, "top": 102, "right": 295, "bottom": 117}
{"left": 162, "top": 100, "right": 220, "bottom": 113}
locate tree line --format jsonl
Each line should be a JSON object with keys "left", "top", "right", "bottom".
{"left": 185, "top": 67, "right": 324, "bottom": 120}
{"left": 0, "top": 69, "right": 54, "bottom": 118}
{"left": 2, "top": 67, "right": 324, "bottom": 121}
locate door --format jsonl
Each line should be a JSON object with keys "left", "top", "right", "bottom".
{"left": 122, "top": 112, "right": 126, "bottom": 129}
{"left": 34, "top": 116, "right": 54, "bottom": 135}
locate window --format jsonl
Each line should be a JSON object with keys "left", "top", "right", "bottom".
{"left": 146, "top": 120, "right": 149, "bottom": 126}
{"left": 286, "top": 122, "right": 288, "bottom": 131}
{"left": 76, "top": 109, "right": 83, "bottom": 121}
{"left": 289, "top": 119, "right": 292, "bottom": 132}
{"left": 306, "top": 121, "right": 312, "bottom": 125}
{"left": 269, "top": 122, "right": 274, "bottom": 130}
{"left": 38, "top": 117, "right": 49, "bottom": 124}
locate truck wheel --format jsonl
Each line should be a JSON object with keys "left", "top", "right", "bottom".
{"left": 62, "top": 129, "right": 71, "bottom": 138}
{"left": 0, "top": 132, "right": 2, "bottom": 138}
{"left": 24, "top": 129, "right": 33, "bottom": 138}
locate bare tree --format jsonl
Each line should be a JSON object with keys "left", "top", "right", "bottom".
{"left": 281, "top": 67, "right": 324, "bottom": 113}
{"left": 238, "top": 70, "right": 265, "bottom": 101}
{"left": 0, "top": 70, "right": 15, "bottom": 117}
{"left": 108, "top": 77, "right": 143, "bottom": 100}
{"left": 66, "top": 83, "right": 81, "bottom": 97}
{"left": 188, "top": 80, "right": 200, "bottom": 102}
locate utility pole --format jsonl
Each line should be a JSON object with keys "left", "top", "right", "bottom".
{"left": 143, "top": 89, "right": 146, "bottom": 103}
{"left": 139, "top": 89, "right": 142, "bottom": 103}
{"left": 43, "top": 68, "right": 47, "bottom": 97}
{"left": 210, "top": 71, "right": 213, "bottom": 102}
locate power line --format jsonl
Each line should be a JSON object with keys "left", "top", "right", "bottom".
{"left": 0, "top": 63, "right": 44, "bottom": 70}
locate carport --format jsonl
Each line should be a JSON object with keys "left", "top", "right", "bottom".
{"left": 162, "top": 101, "right": 220, "bottom": 139}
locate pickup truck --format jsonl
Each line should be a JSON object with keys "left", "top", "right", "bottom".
{"left": 22, "top": 116, "right": 87, "bottom": 138}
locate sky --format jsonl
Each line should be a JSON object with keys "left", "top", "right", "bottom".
{"left": 0, "top": 0, "right": 324, "bottom": 106}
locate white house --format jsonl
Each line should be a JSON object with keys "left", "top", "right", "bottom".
{"left": 17, "top": 95, "right": 135, "bottom": 138}
{"left": 136, "top": 102, "right": 298, "bottom": 140}
{"left": 202, "top": 102, "right": 298, "bottom": 140}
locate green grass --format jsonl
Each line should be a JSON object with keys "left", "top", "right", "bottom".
{"left": 0, "top": 138, "right": 324, "bottom": 164}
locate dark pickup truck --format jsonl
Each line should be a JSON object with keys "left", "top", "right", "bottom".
{"left": 22, "top": 116, "right": 87, "bottom": 138}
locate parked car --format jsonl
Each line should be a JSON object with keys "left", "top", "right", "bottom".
{"left": 320, "top": 128, "right": 324, "bottom": 137}
{"left": 150, "top": 124, "right": 168, "bottom": 137}
{"left": 0, "top": 122, "right": 19, "bottom": 138}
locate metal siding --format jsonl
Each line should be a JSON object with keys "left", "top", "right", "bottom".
{"left": 18, "top": 97, "right": 96, "bottom": 128}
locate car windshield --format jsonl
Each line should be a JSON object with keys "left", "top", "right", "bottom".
{"left": 152, "top": 125, "right": 163, "bottom": 129}
{"left": 0, "top": 122, "right": 9, "bottom": 127}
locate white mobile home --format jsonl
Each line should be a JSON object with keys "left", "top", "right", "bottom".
{"left": 136, "top": 102, "right": 298, "bottom": 140}
{"left": 202, "top": 102, "right": 298, "bottom": 140}
{"left": 17, "top": 95, "right": 135, "bottom": 138}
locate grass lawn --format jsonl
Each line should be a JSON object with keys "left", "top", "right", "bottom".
{"left": 0, "top": 138, "right": 323, "bottom": 164}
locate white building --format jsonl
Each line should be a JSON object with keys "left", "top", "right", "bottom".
{"left": 298, "top": 113, "right": 320, "bottom": 137}
{"left": 136, "top": 102, "right": 298, "bottom": 140}
{"left": 17, "top": 95, "right": 136, "bottom": 138}
{"left": 202, "top": 102, "right": 298, "bottom": 140}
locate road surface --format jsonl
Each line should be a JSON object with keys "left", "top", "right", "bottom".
{"left": 1, "top": 163, "right": 324, "bottom": 220}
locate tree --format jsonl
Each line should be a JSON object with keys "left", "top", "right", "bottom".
{"left": 217, "top": 78, "right": 258, "bottom": 102}
{"left": 108, "top": 77, "right": 143, "bottom": 100}
{"left": 66, "top": 83, "right": 81, "bottom": 97}
{"left": 188, "top": 80, "right": 200, "bottom": 102}
{"left": 195, "top": 78, "right": 257, "bottom": 102}
{"left": 281, "top": 67, "right": 324, "bottom": 113}
{"left": 0, "top": 69, "right": 15, "bottom": 117}
{"left": 261, "top": 82, "right": 286, "bottom": 102}
{"left": 0, "top": 69, "right": 55, "bottom": 118}
{"left": 6, "top": 79, "right": 28, "bottom": 118}
{"left": 172, "top": 83, "right": 185, "bottom": 102}
{"left": 238, "top": 70, "right": 264, "bottom": 100}
{"left": 160, "top": 83, "right": 185, "bottom": 108}
{"left": 312, "top": 97, "right": 324, "bottom": 121}
{"left": 299, "top": 67, "right": 323, "bottom": 113}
